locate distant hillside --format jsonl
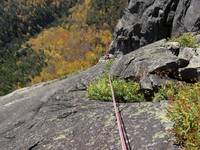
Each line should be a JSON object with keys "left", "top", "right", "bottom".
{"left": 0, "top": 0, "right": 79, "bottom": 96}
{"left": 28, "top": 0, "right": 128, "bottom": 84}
{"left": 0, "top": 0, "right": 127, "bottom": 95}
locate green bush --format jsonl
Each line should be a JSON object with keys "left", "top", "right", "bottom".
{"left": 167, "top": 83, "right": 200, "bottom": 150}
{"left": 87, "top": 75, "right": 144, "bottom": 102}
{"left": 170, "top": 33, "right": 199, "bottom": 48}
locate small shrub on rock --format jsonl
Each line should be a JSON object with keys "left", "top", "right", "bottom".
{"left": 170, "top": 33, "right": 199, "bottom": 48}
{"left": 153, "top": 83, "right": 178, "bottom": 101}
{"left": 87, "top": 75, "right": 144, "bottom": 102}
{"left": 167, "top": 83, "right": 200, "bottom": 150}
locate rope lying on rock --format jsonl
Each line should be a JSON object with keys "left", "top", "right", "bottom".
{"left": 108, "top": 75, "right": 128, "bottom": 150}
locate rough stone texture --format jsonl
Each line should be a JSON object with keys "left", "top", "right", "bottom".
{"left": 0, "top": 63, "right": 178, "bottom": 150}
{"left": 195, "top": 34, "right": 200, "bottom": 43}
{"left": 109, "top": 0, "right": 200, "bottom": 55}
{"left": 111, "top": 39, "right": 200, "bottom": 91}
{"left": 178, "top": 48, "right": 200, "bottom": 82}
{"left": 172, "top": 0, "right": 200, "bottom": 36}
{"left": 178, "top": 47, "right": 194, "bottom": 61}
{"left": 164, "top": 41, "right": 180, "bottom": 56}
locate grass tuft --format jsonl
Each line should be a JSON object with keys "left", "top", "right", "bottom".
{"left": 169, "top": 33, "right": 199, "bottom": 48}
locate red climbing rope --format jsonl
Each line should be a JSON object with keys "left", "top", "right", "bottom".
{"left": 108, "top": 75, "right": 128, "bottom": 150}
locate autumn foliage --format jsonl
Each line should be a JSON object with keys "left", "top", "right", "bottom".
{"left": 28, "top": 27, "right": 112, "bottom": 84}
{"left": 0, "top": 0, "right": 126, "bottom": 95}
{"left": 28, "top": 0, "right": 114, "bottom": 84}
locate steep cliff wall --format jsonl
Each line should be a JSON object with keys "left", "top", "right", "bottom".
{"left": 110, "top": 0, "right": 200, "bottom": 55}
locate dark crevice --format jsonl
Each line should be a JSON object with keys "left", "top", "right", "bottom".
{"left": 163, "top": 0, "right": 180, "bottom": 35}
{"left": 57, "top": 111, "right": 78, "bottom": 119}
{"left": 28, "top": 141, "right": 40, "bottom": 150}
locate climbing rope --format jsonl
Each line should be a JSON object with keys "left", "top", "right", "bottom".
{"left": 108, "top": 75, "right": 128, "bottom": 150}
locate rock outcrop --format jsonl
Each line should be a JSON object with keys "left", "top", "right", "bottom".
{"left": 0, "top": 64, "right": 177, "bottom": 150}
{"left": 111, "top": 39, "right": 200, "bottom": 92}
{"left": 172, "top": 0, "right": 200, "bottom": 36}
{"left": 178, "top": 48, "right": 200, "bottom": 82}
{"left": 110, "top": 0, "right": 200, "bottom": 55}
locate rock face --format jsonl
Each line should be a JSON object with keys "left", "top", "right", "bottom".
{"left": 178, "top": 48, "right": 200, "bottom": 82}
{"left": 110, "top": 0, "right": 200, "bottom": 55}
{"left": 111, "top": 39, "right": 200, "bottom": 92}
{"left": 172, "top": 0, "right": 200, "bottom": 36}
{"left": 0, "top": 64, "right": 178, "bottom": 150}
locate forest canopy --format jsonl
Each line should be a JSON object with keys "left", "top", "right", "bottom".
{"left": 0, "top": 0, "right": 127, "bottom": 96}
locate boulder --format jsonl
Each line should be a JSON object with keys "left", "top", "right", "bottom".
{"left": 178, "top": 47, "right": 194, "bottom": 61}
{"left": 178, "top": 48, "right": 200, "bottom": 82}
{"left": 111, "top": 40, "right": 188, "bottom": 91}
{"left": 111, "top": 39, "right": 200, "bottom": 92}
